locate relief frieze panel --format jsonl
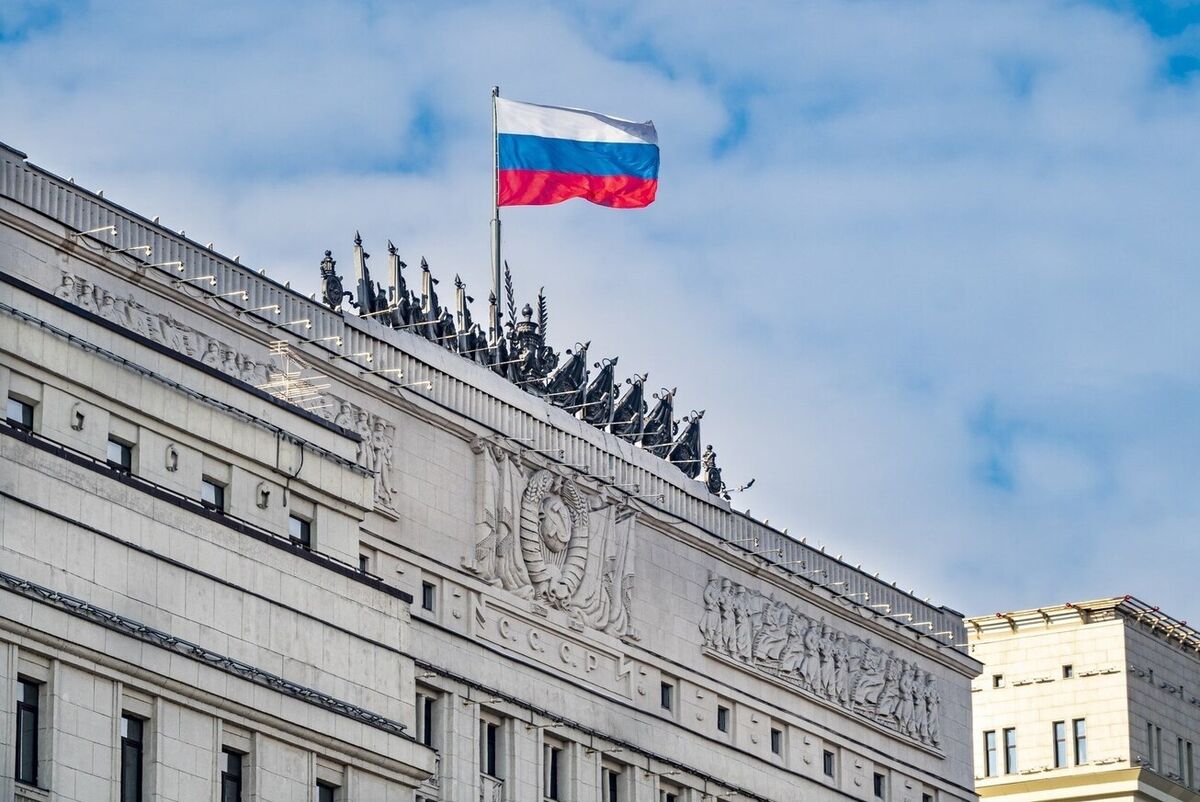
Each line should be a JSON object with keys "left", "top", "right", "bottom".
{"left": 465, "top": 438, "right": 638, "bottom": 641}
{"left": 48, "top": 270, "right": 401, "bottom": 515}
{"left": 701, "top": 575, "right": 943, "bottom": 749}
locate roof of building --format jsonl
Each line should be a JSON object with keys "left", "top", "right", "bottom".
{"left": 967, "top": 596, "right": 1200, "bottom": 655}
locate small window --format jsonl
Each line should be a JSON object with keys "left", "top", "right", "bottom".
{"left": 1053, "top": 721, "right": 1067, "bottom": 768}
{"left": 288, "top": 514, "right": 311, "bottom": 548}
{"left": 1004, "top": 728, "right": 1017, "bottom": 774}
{"left": 922, "top": 794, "right": 934, "bottom": 802}
{"left": 873, "top": 772, "right": 886, "bottom": 799}
{"left": 823, "top": 749, "right": 836, "bottom": 778}
{"left": 1062, "top": 664, "right": 1074, "bottom": 679}
{"left": 416, "top": 692, "right": 437, "bottom": 748}
{"left": 602, "top": 766, "right": 621, "bottom": 802}
{"left": 992, "top": 674, "right": 1004, "bottom": 689}
{"left": 121, "top": 713, "right": 145, "bottom": 802}
{"left": 220, "top": 748, "right": 243, "bottom": 802}
{"left": 660, "top": 791, "right": 679, "bottom": 802}
{"left": 1073, "top": 719, "right": 1087, "bottom": 765}
{"left": 15, "top": 678, "right": 40, "bottom": 786}
{"left": 316, "top": 781, "right": 337, "bottom": 802}
{"left": 201, "top": 477, "right": 226, "bottom": 511}
{"left": 358, "top": 553, "right": 371, "bottom": 573}
{"left": 7, "top": 396, "right": 34, "bottom": 429}
{"left": 421, "top": 581, "right": 436, "bottom": 612}
{"left": 770, "top": 727, "right": 783, "bottom": 756}
{"left": 480, "top": 719, "right": 501, "bottom": 778}
{"left": 660, "top": 681, "right": 674, "bottom": 712}
{"left": 107, "top": 437, "right": 133, "bottom": 472}
{"left": 544, "top": 742, "right": 563, "bottom": 801}
{"left": 984, "top": 730, "right": 998, "bottom": 777}
{"left": 716, "top": 705, "right": 730, "bottom": 733}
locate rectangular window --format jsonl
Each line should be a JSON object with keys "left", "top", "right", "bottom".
{"left": 1148, "top": 722, "right": 1156, "bottom": 768}
{"left": 1062, "top": 664, "right": 1074, "bottom": 679}
{"left": 121, "top": 714, "right": 145, "bottom": 802}
{"left": 873, "top": 772, "right": 886, "bottom": 799}
{"left": 602, "top": 767, "right": 620, "bottom": 802}
{"left": 480, "top": 720, "right": 501, "bottom": 778}
{"left": 421, "top": 581, "right": 436, "bottom": 612}
{"left": 201, "top": 477, "right": 226, "bottom": 511}
{"left": 358, "top": 553, "right": 370, "bottom": 572}
{"left": 922, "top": 794, "right": 934, "bottom": 802}
{"left": 220, "top": 749, "right": 243, "bottom": 802}
{"left": 823, "top": 749, "right": 836, "bottom": 778}
{"left": 771, "top": 727, "right": 784, "bottom": 756}
{"left": 1187, "top": 741, "right": 1195, "bottom": 788}
{"left": 660, "top": 792, "right": 679, "bottom": 802}
{"left": 416, "top": 693, "right": 436, "bottom": 748}
{"left": 992, "top": 674, "right": 1004, "bottom": 688}
{"left": 6, "top": 396, "right": 34, "bottom": 429}
{"left": 716, "top": 705, "right": 730, "bottom": 733}
{"left": 289, "top": 514, "right": 312, "bottom": 548}
{"left": 15, "top": 678, "right": 39, "bottom": 786}
{"left": 316, "top": 781, "right": 337, "bottom": 802}
{"left": 985, "top": 730, "right": 998, "bottom": 777}
{"left": 1004, "top": 728, "right": 1017, "bottom": 774}
{"left": 1073, "top": 719, "right": 1087, "bottom": 765}
{"left": 1180, "top": 739, "right": 1187, "bottom": 785}
{"left": 544, "top": 743, "right": 562, "bottom": 801}
{"left": 1053, "top": 721, "right": 1067, "bottom": 769}
{"left": 660, "top": 681, "right": 674, "bottom": 712}
{"left": 107, "top": 437, "right": 133, "bottom": 472}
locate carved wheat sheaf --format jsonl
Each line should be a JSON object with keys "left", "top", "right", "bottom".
{"left": 520, "top": 470, "right": 589, "bottom": 604}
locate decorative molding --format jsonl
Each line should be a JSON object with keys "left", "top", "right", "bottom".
{"left": 0, "top": 568, "right": 410, "bottom": 738}
{"left": 466, "top": 440, "right": 638, "bottom": 640}
{"left": 700, "top": 575, "right": 943, "bottom": 750}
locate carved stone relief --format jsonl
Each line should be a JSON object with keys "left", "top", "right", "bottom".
{"left": 51, "top": 271, "right": 277, "bottom": 389}
{"left": 466, "top": 439, "right": 638, "bottom": 641}
{"left": 700, "top": 575, "right": 942, "bottom": 748}
{"left": 49, "top": 271, "right": 402, "bottom": 516}
{"left": 324, "top": 395, "right": 399, "bottom": 516}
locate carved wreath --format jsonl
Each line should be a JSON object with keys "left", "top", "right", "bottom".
{"left": 519, "top": 470, "right": 589, "bottom": 606}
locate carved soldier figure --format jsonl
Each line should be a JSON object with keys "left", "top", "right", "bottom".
{"left": 779, "top": 613, "right": 809, "bottom": 674}
{"left": 819, "top": 624, "right": 837, "bottom": 697}
{"left": 800, "top": 617, "right": 823, "bottom": 689}
{"left": 833, "top": 633, "right": 851, "bottom": 706}
{"left": 753, "top": 600, "right": 791, "bottom": 662}
{"left": 733, "top": 586, "right": 753, "bottom": 661}
{"left": 897, "top": 662, "right": 916, "bottom": 733}
{"left": 924, "top": 673, "right": 941, "bottom": 746}
{"left": 853, "top": 643, "right": 887, "bottom": 708}
{"left": 53, "top": 271, "right": 76, "bottom": 300}
{"left": 875, "top": 657, "right": 902, "bottom": 722}
{"left": 372, "top": 419, "right": 398, "bottom": 509}
{"left": 911, "top": 668, "right": 929, "bottom": 741}
{"left": 700, "top": 575, "right": 723, "bottom": 647}
{"left": 200, "top": 340, "right": 221, "bottom": 368}
{"left": 718, "top": 579, "right": 736, "bottom": 653}
{"left": 333, "top": 401, "right": 354, "bottom": 430}
{"left": 355, "top": 411, "right": 374, "bottom": 472}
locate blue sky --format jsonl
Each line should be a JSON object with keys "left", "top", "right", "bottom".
{"left": 3, "top": 0, "right": 1200, "bottom": 619}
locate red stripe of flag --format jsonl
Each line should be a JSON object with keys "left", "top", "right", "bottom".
{"left": 498, "top": 170, "right": 658, "bottom": 209}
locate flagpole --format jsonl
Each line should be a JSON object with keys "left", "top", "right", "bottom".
{"left": 490, "top": 85, "right": 502, "bottom": 343}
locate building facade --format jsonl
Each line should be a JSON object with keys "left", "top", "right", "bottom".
{"left": 0, "top": 139, "right": 978, "bottom": 802}
{"left": 968, "top": 597, "right": 1200, "bottom": 802}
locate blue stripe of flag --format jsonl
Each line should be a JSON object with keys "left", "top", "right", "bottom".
{"left": 498, "top": 133, "right": 659, "bottom": 179}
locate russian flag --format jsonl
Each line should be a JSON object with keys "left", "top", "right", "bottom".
{"left": 496, "top": 98, "right": 659, "bottom": 209}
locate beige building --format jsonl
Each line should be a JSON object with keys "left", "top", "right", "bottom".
{"left": 1, "top": 138, "right": 980, "bottom": 802}
{"left": 968, "top": 597, "right": 1200, "bottom": 802}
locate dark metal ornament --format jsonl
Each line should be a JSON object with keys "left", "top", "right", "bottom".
{"left": 319, "top": 250, "right": 353, "bottom": 311}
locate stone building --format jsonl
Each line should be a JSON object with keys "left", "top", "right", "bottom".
{"left": 968, "top": 597, "right": 1200, "bottom": 802}
{"left": 0, "top": 139, "right": 978, "bottom": 802}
